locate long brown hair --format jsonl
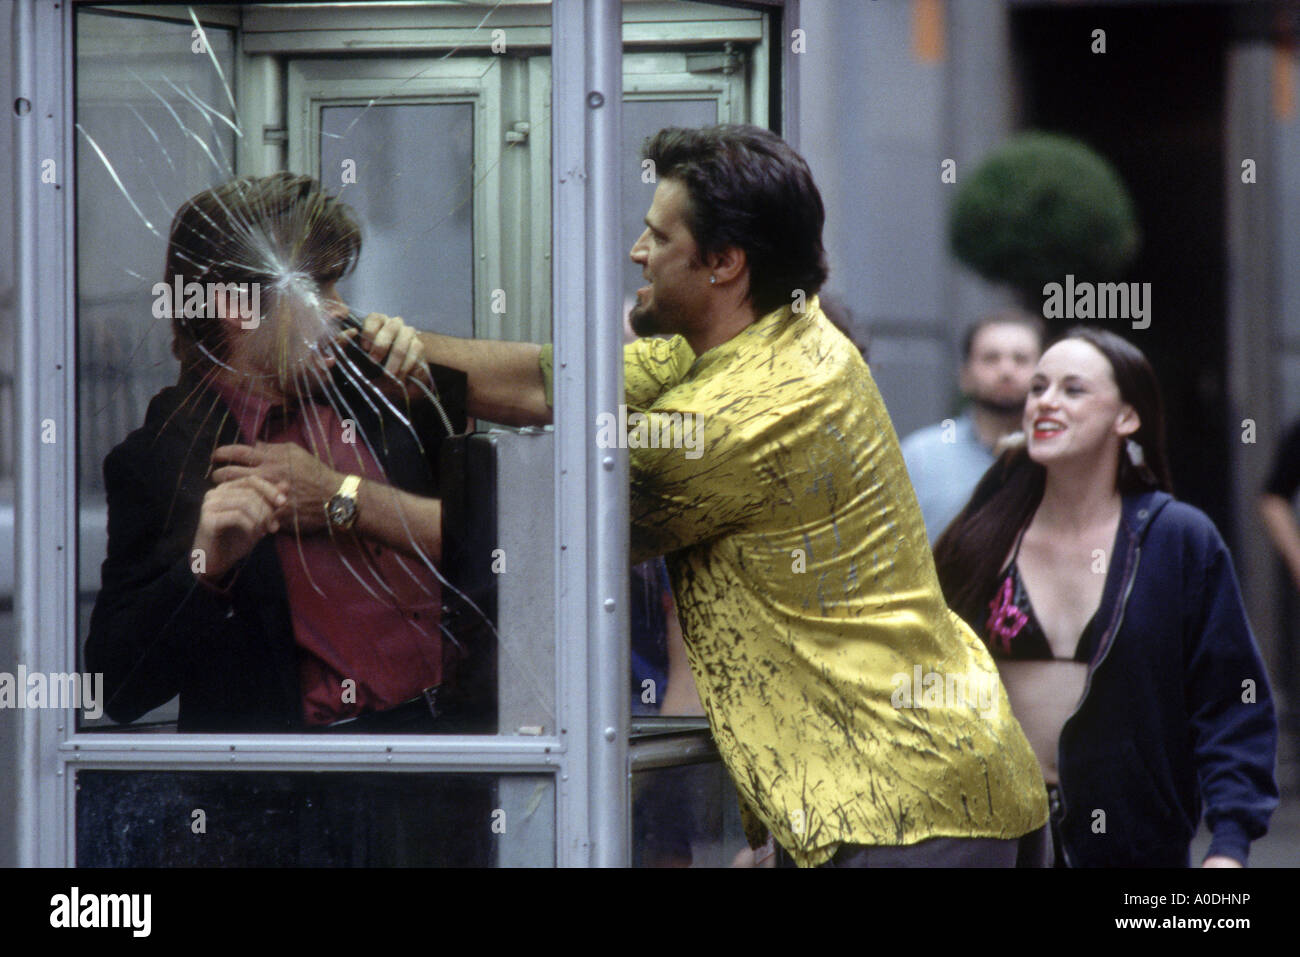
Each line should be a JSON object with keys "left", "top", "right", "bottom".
{"left": 932, "top": 326, "right": 1172, "bottom": 631}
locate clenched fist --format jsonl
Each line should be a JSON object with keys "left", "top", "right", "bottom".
{"left": 345, "top": 312, "right": 434, "bottom": 386}
{"left": 192, "top": 474, "right": 288, "bottom": 582}
{"left": 210, "top": 441, "right": 343, "bottom": 536}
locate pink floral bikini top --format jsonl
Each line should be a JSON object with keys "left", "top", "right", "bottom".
{"left": 984, "top": 529, "right": 1097, "bottom": 662}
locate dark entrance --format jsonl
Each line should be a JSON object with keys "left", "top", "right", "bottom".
{"left": 1011, "top": 3, "right": 1231, "bottom": 541}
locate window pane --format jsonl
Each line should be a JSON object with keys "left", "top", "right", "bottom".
{"left": 320, "top": 103, "right": 475, "bottom": 338}
{"left": 621, "top": 98, "right": 718, "bottom": 308}
{"left": 631, "top": 759, "right": 750, "bottom": 868}
{"left": 76, "top": 769, "right": 554, "bottom": 866}
{"left": 622, "top": 96, "right": 723, "bottom": 719}
{"left": 73, "top": 3, "right": 554, "bottom": 736}
{"left": 75, "top": 8, "right": 238, "bottom": 730}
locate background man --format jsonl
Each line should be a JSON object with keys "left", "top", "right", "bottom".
{"left": 414, "top": 125, "right": 1049, "bottom": 867}
{"left": 900, "top": 312, "right": 1044, "bottom": 541}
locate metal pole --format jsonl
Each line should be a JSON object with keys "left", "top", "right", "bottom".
{"left": 584, "top": 0, "right": 627, "bottom": 868}
{"left": 13, "top": 0, "right": 74, "bottom": 867}
{"left": 781, "top": 0, "right": 801, "bottom": 147}
{"left": 12, "top": 0, "right": 39, "bottom": 871}
{"left": 551, "top": 0, "right": 593, "bottom": 867}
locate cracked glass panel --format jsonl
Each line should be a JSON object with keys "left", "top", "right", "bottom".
{"left": 73, "top": 2, "right": 554, "bottom": 736}
{"left": 319, "top": 102, "right": 475, "bottom": 337}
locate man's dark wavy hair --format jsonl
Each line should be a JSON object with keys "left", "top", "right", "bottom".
{"left": 642, "top": 125, "right": 829, "bottom": 316}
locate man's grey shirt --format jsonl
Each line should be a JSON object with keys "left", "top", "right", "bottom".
{"left": 898, "top": 411, "right": 995, "bottom": 543}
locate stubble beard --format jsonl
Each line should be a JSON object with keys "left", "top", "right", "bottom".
{"left": 970, "top": 393, "right": 1027, "bottom": 417}
{"left": 630, "top": 296, "right": 679, "bottom": 338}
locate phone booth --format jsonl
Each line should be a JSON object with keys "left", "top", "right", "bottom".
{"left": 6, "top": 0, "right": 801, "bottom": 867}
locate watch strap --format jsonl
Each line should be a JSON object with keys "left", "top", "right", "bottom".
{"left": 336, "top": 474, "right": 361, "bottom": 500}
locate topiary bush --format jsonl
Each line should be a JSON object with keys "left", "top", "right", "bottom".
{"left": 949, "top": 132, "right": 1140, "bottom": 303}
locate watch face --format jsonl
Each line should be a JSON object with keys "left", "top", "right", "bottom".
{"left": 327, "top": 495, "right": 358, "bottom": 529}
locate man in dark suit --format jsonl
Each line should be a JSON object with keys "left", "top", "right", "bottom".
{"left": 85, "top": 173, "right": 479, "bottom": 734}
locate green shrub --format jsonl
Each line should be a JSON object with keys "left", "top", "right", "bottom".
{"left": 949, "top": 132, "right": 1140, "bottom": 302}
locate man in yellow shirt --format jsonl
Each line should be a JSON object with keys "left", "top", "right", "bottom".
{"left": 416, "top": 125, "right": 1047, "bottom": 867}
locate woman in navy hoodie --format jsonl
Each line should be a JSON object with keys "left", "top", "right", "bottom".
{"left": 934, "top": 327, "right": 1277, "bottom": 867}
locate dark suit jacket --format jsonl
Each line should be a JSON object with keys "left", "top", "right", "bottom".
{"left": 84, "top": 352, "right": 467, "bottom": 732}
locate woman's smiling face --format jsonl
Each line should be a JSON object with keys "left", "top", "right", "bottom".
{"left": 1024, "top": 337, "right": 1139, "bottom": 470}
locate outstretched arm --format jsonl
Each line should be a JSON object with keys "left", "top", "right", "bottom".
{"left": 347, "top": 313, "right": 551, "bottom": 426}
{"left": 416, "top": 331, "right": 551, "bottom": 427}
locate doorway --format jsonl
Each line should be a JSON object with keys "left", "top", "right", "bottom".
{"left": 1011, "top": 3, "right": 1231, "bottom": 540}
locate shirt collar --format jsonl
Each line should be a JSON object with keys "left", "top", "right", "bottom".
{"left": 209, "top": 373, "right": 293, "bottom": 443}
{"left": 686, "top": 295, "right": 821, "bottom": 380}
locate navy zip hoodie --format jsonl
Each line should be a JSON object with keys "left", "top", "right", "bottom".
{"left": 1054, "top": 490, "right": 1279, "bottom": 866}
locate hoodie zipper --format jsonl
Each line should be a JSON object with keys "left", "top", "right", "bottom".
{"left": 1054, "top": 533, "right": 1145, "bottom": 868}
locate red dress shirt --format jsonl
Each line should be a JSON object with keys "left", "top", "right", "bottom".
{"left": 213, "top": 377, "right": 446, "bottom": 725}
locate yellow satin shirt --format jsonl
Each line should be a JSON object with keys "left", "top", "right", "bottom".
{"left": 541, "top": 298, "right": 1047, "bottom": 866}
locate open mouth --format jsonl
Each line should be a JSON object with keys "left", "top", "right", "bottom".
{"left": 1031, "top": 419, "right": 1065, "bottom": 439}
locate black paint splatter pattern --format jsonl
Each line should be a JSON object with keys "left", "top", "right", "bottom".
{"left": 610, "top": 300, "right": 1049, "bottom": 866}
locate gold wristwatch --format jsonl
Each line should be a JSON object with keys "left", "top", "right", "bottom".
{"left": 325, "top": 474, "right": 362, "bottom": 531}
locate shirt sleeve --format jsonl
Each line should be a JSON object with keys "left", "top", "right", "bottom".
{"left": 1264, "top": 418, "right": 1300, "bottom": 498}
{"left": 540, "top": 336, "right": 749, "bottom": 564}
{"left": 623, "top": 335, "right": 696, "bottom": 409}
{"left": 537, "top": 336, "right": 695, "bottom": 410}
{"left": 85, "top": 441, "right": 238, "bottom": 723}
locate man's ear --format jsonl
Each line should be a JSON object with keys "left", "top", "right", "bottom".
{"left": 1116, "top": 404, "right": 1141, "bottom": 438}
{"left": 707, "top": 245, "right": 747, "bottom": 285}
